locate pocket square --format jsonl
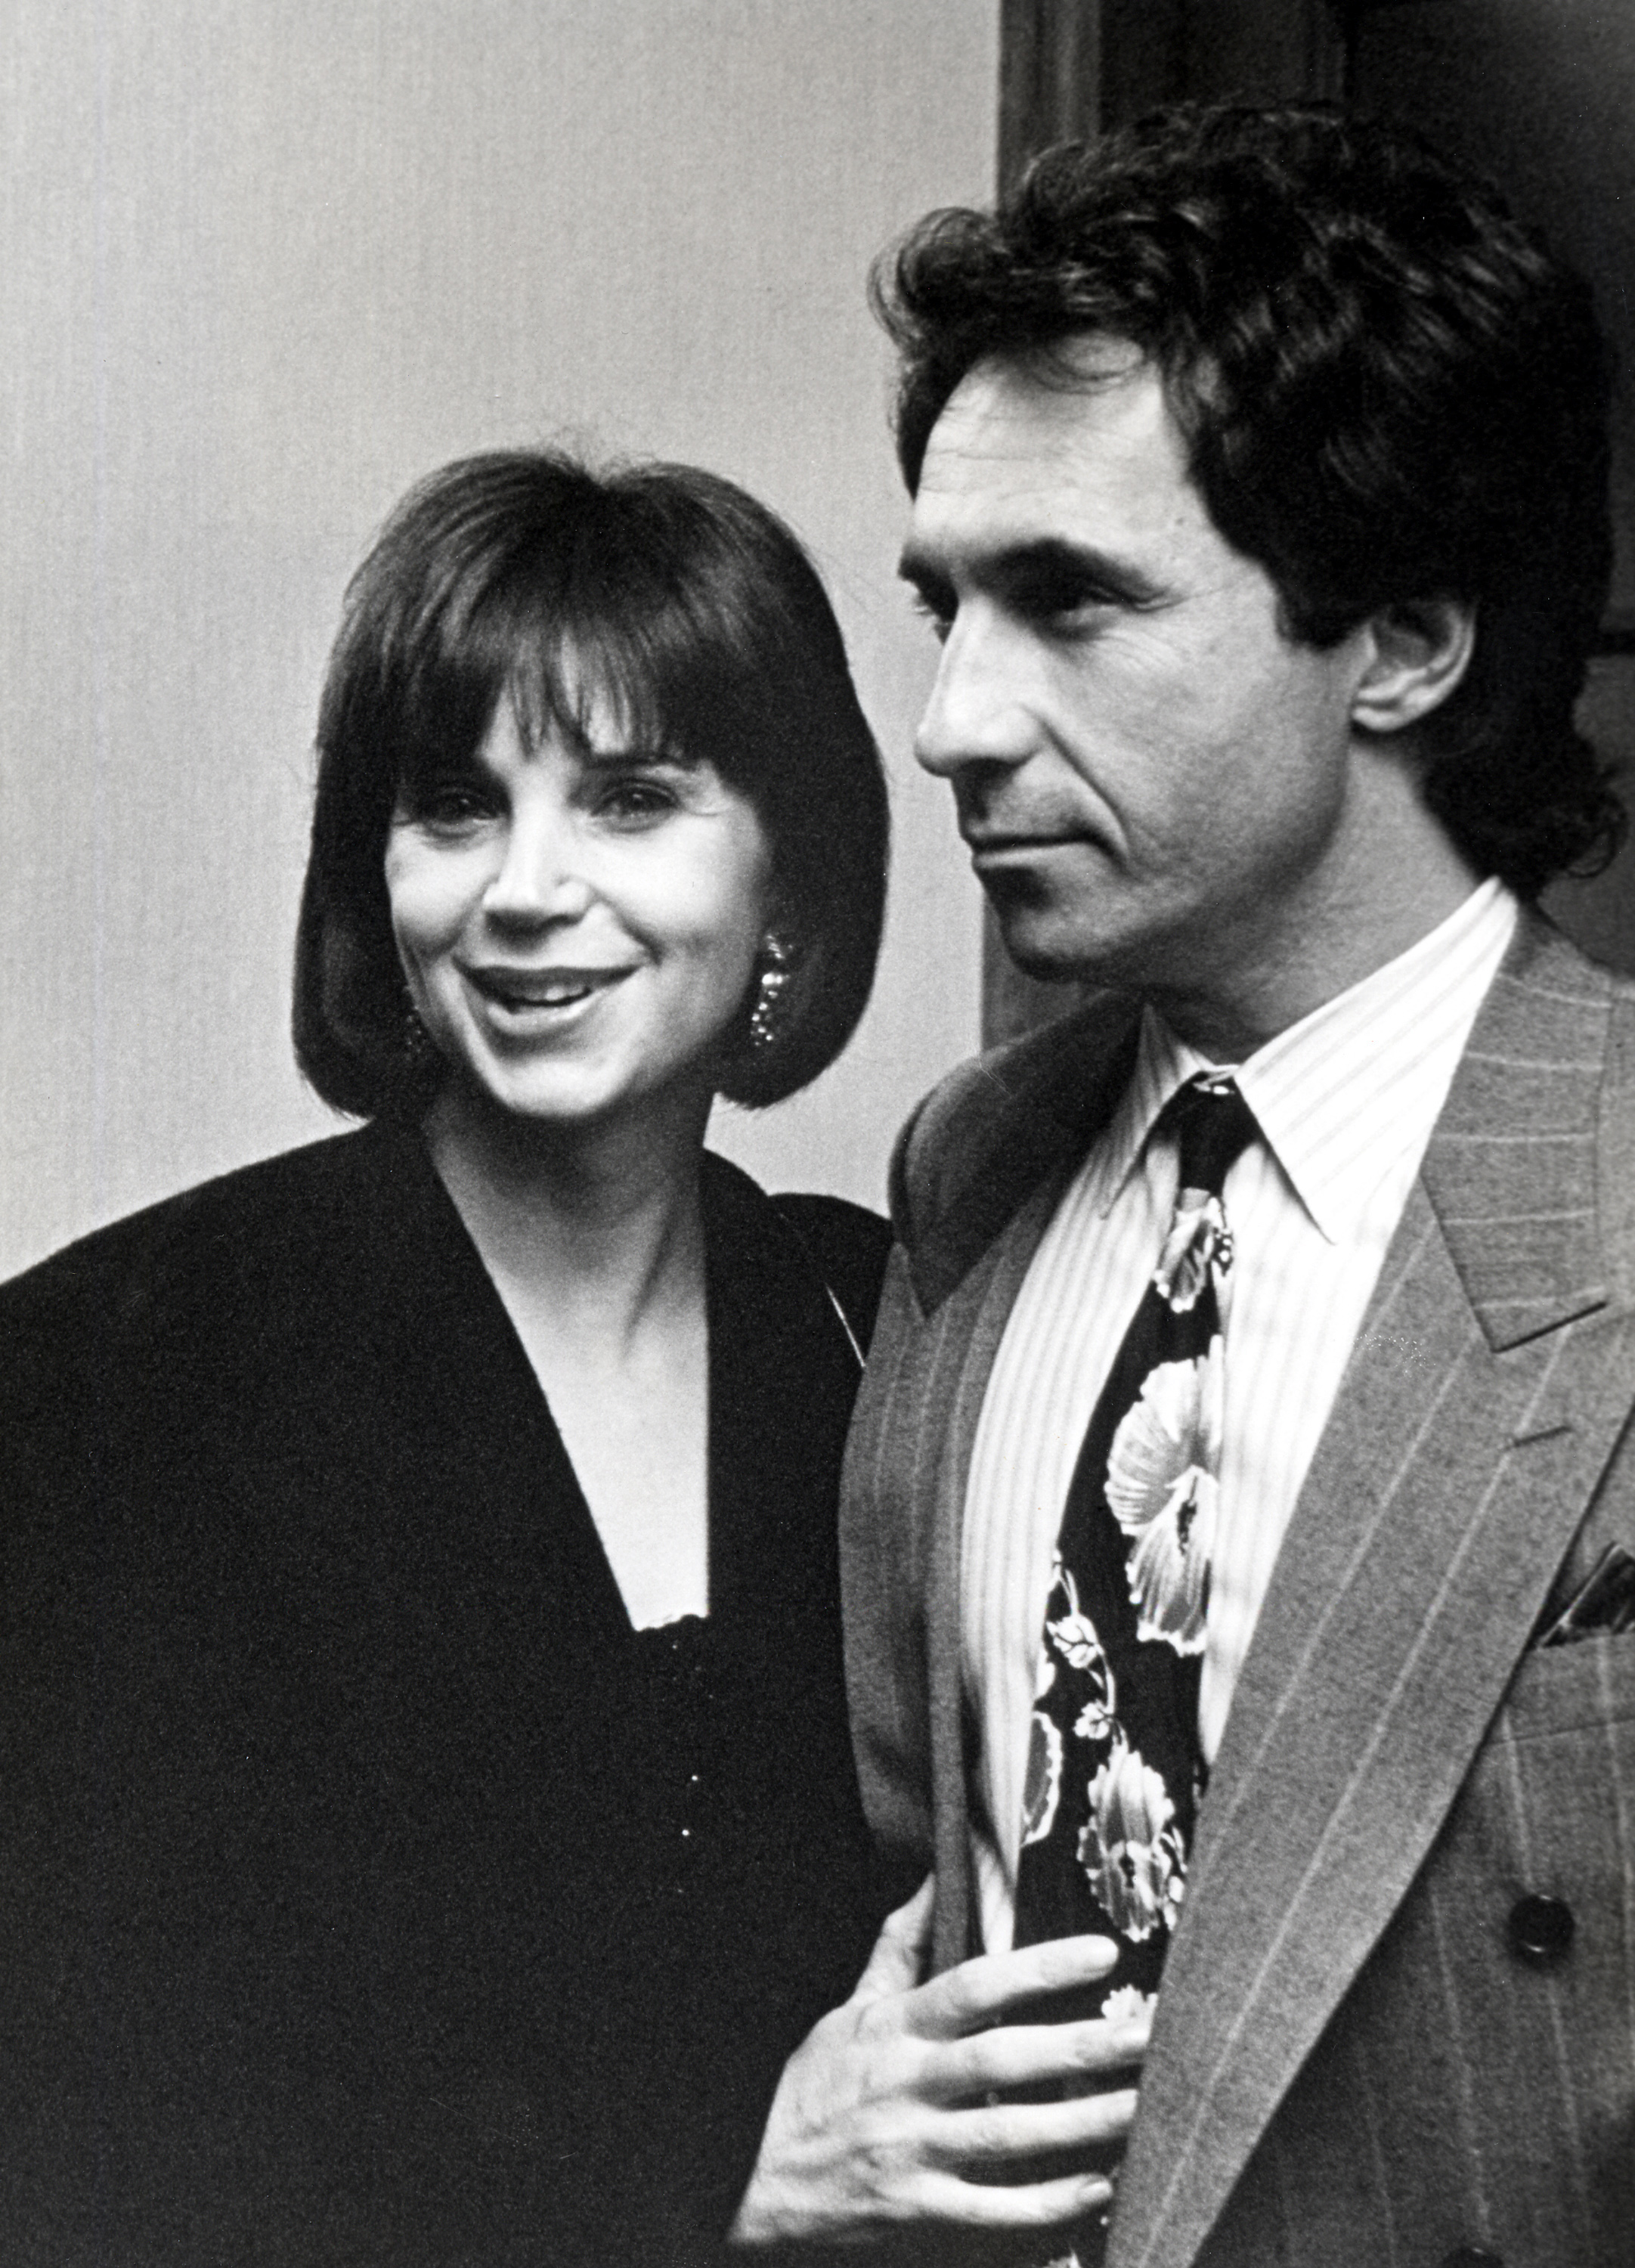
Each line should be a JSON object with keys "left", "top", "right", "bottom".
{"left": 1537, "top": 1541, "right": 1635, "bottom": 1645}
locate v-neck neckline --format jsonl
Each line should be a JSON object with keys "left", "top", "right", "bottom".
{"left": 374, "top": 1120, "right": 849, "bottom": 1649}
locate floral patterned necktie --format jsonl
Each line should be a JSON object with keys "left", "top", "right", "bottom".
{"left": 1011, "top": 1076, "right": 1259, "bottom": 2013}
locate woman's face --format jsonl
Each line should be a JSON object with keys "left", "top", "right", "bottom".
{"left": 385, "top": 689, "right": 773, "bottom": 1142}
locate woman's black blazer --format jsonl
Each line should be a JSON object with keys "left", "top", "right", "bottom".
{"left": 0, "top": 1121, "right": 889, "bottom": 2266}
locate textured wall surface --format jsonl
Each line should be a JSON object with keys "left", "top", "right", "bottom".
{"left": 0, "top": 0, "right": 996, "bottom": 1275}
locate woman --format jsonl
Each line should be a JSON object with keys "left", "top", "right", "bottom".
{"left": 0, "top": 451, "right": 892, "bottom": 2265}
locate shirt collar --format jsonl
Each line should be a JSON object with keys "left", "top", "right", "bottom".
{"left": 1095, "top": 878, "right": 1519, "bottom": 1241}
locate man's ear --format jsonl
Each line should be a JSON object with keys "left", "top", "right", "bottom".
{"left": 1350, "top": 598, "right": 1476, "bottom": 736}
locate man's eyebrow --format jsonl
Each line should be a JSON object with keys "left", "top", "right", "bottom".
{"left": 896, "top": 548, "right": 953, "bottom": 606}
{"left": 898, "top": 535, "right": 1166, "bottom": 609}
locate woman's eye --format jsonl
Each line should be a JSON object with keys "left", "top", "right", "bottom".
{"left": 414, "top": 784, "right": 494, "bottom": 830}
{"left": 597, "top": 781, "right": 675, "bottom": 826}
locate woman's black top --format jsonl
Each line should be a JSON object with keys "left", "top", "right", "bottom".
{"left": 0, "top": 1123, "right": 890, "bottom": 2266}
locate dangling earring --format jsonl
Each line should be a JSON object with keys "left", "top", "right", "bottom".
{"left": 749, "top": 933, "right": 794, "bottom": 1051}
{"left": 401, "top": 1002, "right": 439, "bottom": 1074}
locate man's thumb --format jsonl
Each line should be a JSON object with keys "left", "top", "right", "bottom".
{"left": 851, "top": 1874, "right": 936, "bottom": 2003}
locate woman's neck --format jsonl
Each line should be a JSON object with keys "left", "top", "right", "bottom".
{"left": 420, "top": 1082, "right": 712, "bottom": 1349}
{"left": 420, "top": 1082, "right": 719, "bottom": 1629}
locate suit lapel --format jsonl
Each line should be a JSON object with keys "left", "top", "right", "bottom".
{"left": 903, "top": 992, "right": 1142, "bottom": 1316}
{"left": 859, "top": 999, "right": 1141, "bottom": 1965}
{"left": 918, "top": 1173, "right": 1092, "bottom": 1966}
{"left": 1112, "top": 921, "right": 1635, "bottom": 2268}
{"left": 1420, "top": 921, "right": 1611, "bottom": 1346}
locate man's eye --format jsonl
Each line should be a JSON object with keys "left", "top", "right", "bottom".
{"left": 1017, "top": 577, "right": 1111, "bottom": 624}
{"left": 909, "top": 593, "right": 954, "bottom": 645}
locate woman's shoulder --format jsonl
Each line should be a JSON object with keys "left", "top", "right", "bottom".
{"left": 704, "top": 1152, "right": 893, "bottom": 1355}
{"left": 773, "top": 1191, "right": 893, "bottom": 1360}
{"left": 769, "top": 1187, "right": 891, "bottom": 1278}
{"left": 0, "top": 1122, "right": 416, "bottom": 1370}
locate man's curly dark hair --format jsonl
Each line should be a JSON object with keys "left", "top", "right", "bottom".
{"left": 872, "top": 103, "right": 1622, "bottom": 897}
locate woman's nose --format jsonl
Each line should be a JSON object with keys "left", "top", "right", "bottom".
{"left": 482, "top": 804, "right": 593, "bottom": 924}
{"left": 912, "top": 611, "right": 1038, "bottom": 779}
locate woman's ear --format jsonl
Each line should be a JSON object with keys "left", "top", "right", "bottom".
{"left": 1350, "top": 597, "right": 1476, "bottom": 736}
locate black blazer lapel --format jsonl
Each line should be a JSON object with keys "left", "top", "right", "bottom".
{"left": 342, "top": 1120, "right": 635, "bottom": 1653}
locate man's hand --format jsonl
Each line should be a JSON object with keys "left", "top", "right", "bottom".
{"left": 729, "top": 1879, "right": 1148, "bottom": 2249}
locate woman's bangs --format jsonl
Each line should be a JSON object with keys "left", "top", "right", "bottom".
{"left": 390, "top": 631, "right": 508, "bottom": 805}
{"left": 506, "top": 565, "right": 706, "bottom": 767}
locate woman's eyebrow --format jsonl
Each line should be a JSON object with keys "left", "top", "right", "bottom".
{"left": 575, "top": 738, "right": 699, "bottom": 773}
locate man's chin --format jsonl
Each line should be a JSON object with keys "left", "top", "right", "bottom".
{"left": 989, "top": 911, "right": 1099, "bottom": 989}
{"left": 1005, "top": 951, "right": 1086, "bottom": 990}
{"left": 980, "top": 871, "right": 1107, "bottom": 986}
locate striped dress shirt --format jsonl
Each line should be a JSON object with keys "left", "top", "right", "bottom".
{"left": 962, "top": 878, "right": 1521, "bottom": 1953}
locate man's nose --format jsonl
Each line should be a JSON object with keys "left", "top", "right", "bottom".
{"left": 912, "top": 612, "right": 1036, "bottom": 779}
{"left": 482, "top": 804, "right": 593, "bottom": 924}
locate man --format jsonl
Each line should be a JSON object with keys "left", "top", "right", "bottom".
{"left": 737, "top": 104, "right": 1634, "bottom": 2266}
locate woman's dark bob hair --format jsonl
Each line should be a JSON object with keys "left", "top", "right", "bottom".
{"left": 293, "top": 448, "right": 889, "bottom": 1114}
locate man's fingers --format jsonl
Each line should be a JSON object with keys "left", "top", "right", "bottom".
{"left": 927, "top": 2013, "right": 1150, "bottom": 2104}
{"left": 850, "top": 1874, "right": 937, "bottom": 2006}
{"left": 904, "top": 1932, "right": 1120, "bottom": 2040}
{"left": 932, "top": 2086, "right": 1139, "bottom": 2165}
{"left": 727, "top": 1948, "right": 1141, "bottom": 2250}
{"left": 908, "top": 2165, "right": 1114, "bottom": 2233}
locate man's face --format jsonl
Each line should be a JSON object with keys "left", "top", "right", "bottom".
{"left": 901, "top": 342, "right": 1387, "bottom": 1047}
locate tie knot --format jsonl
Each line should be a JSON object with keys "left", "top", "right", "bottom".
{"left": 1160, "top": 1077, "right": 1259, "bottom": 1197}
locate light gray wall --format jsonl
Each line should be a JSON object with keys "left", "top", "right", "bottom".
{"left": 0, "top": 0, "right": 996, "bottom": 1277}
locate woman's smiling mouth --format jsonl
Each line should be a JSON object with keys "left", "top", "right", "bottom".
{"left": 463, "top": 964, "right": 636, "bottom": 1019}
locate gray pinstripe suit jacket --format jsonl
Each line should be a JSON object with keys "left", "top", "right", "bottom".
{"left": 841, "top": 912, "right": 1635, "bottom": 2267}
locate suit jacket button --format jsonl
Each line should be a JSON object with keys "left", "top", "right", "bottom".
{"left": 1441, "top": 2251, "right": 1503, "bottom": 2268}
{"left": 1507, "top": 1892, "right": 1575, "bottom": 1967}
